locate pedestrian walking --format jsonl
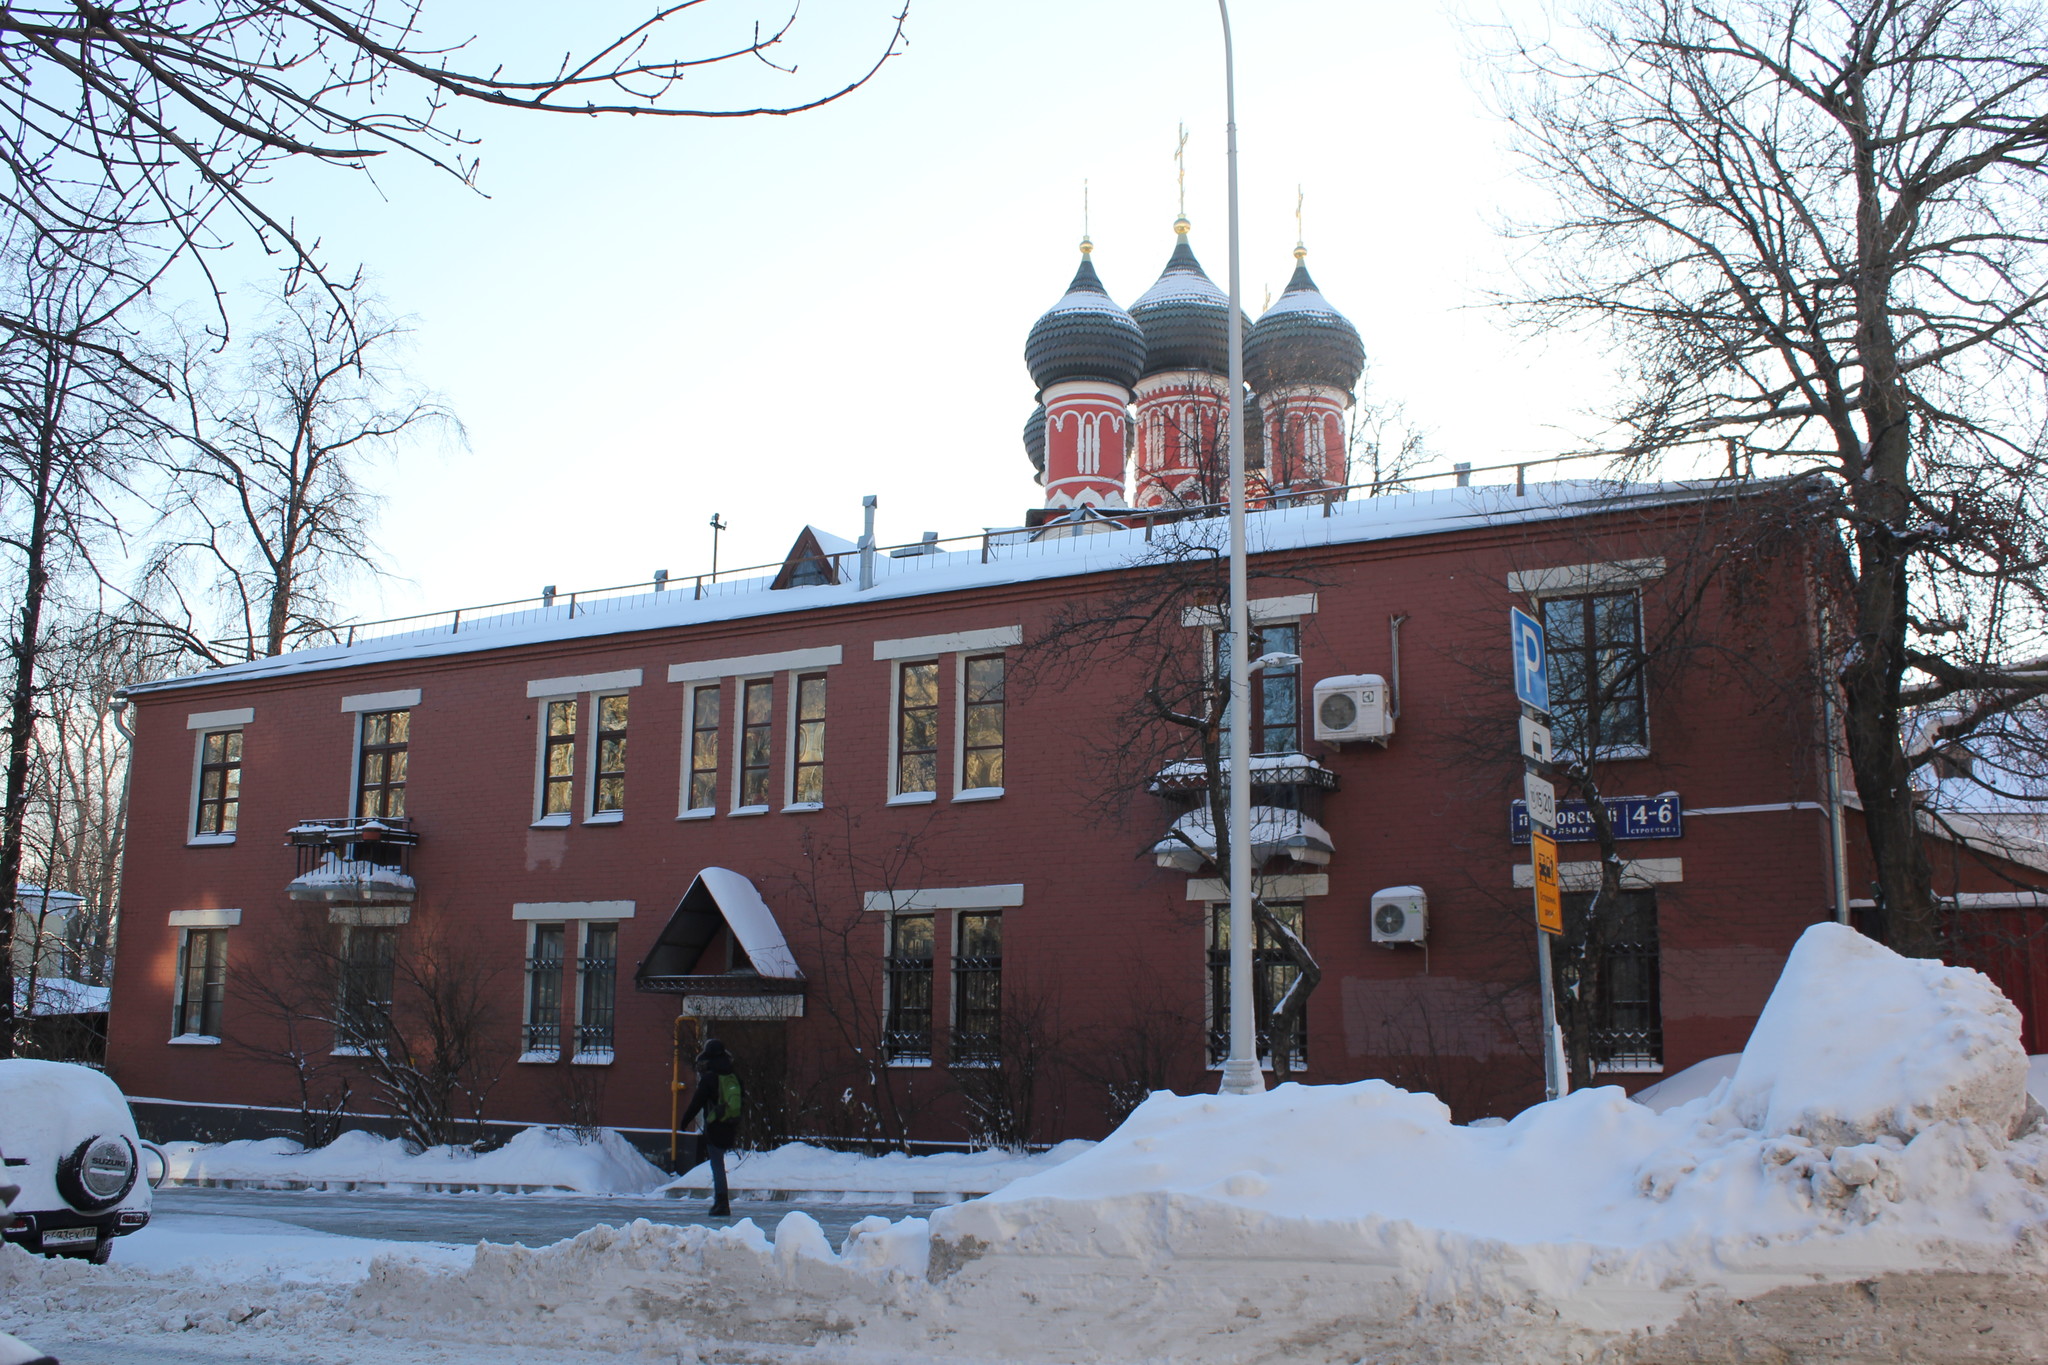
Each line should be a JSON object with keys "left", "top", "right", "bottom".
{"left": 679, "top": 1037, "right": 743, "bottom": 1217}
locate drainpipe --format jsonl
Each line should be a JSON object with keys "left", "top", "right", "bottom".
{"left": 859, "top": 496, "right": 878, "bottom": 592}
{"left": 1388, "top": 613, "right": 1408, "bottom": 720}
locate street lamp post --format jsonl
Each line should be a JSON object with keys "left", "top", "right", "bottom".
{"left": 1212, "top": 0, "right": 1263, "bottom": 1098}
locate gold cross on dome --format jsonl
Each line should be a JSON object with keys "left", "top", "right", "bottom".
{"left": 1176, "top": 123, "right": 1190, "bottom": 219}
{"left": 1294, "top": 186, "right": 1307, "bottom": 259}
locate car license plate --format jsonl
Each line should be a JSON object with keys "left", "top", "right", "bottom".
{"left": 40, "top": 1227, "right": 94, "bottom": 1246}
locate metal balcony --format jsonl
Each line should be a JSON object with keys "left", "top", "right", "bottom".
{"left": 285, "top": 817, "right": 418, "bottom": 905}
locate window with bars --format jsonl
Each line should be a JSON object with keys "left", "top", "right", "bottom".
{"left": 687, "top": 685, "right": 720, "bottom": 812}
{"left": 335, "top": 925, "right": 397, "bottom": 1051}
{"left": 356, "top": 710, "right": 410, "bottom": 819}
{"left": 541, "top": 700, "right": 577, "bottom": 817}
{"left": 792, "top": 674, "right": 826, "bottom": 805}
{"left": 896, "top": 661, "right": 940, "bottom": 795}
{"left": 952, "top": 911, "right": 1002, "bottom": 1065}
{"left": 739, "top": 679, "right": 774, "bottom": 808}
{"left": 1542, "top": 592, "right": 1647, "bottom": 754}
{"left": 523, "top": 922, "right": 565, "bottom": 1057}
{"left": 577, "top": 923, "right": 618, "bottom": 1058}
{"left": 1206, "top": 901, "right": 1306, "bottom": 1067}
{"left": 1563, "top": 890, "right": 1663, "bottom": 1072}
{"left": 962, "top": 655, "right": 1005, "bottom": 791}
{"left": 1217, "top": 623, "right": 1301, "bottom": 755}
{"left": 194, "top": 730, "right": 242, "bottom": 836}
{"left": 174, "top": 928, "right": 227, "bottom": 1037}
{"left": 884, "top": 912, "right": 934, "bottom": 1063}
{"left": 593, "top": 695, "right": 628, "bottom": 814}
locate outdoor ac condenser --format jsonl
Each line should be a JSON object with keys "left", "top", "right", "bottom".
{"left": 1371, "top": 886, "right": 1427, "bottom": 945}
{"left": 1313, "top": 674, "right": 1393, "bottom": 744}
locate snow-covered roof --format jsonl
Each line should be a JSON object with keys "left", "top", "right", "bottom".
{"left": 12, "top": 975, "right": 111, "bottom": 1016}
{"left": 125, "top": 479, "right": 1766, "bottom": 700}
{"left": 1151, "top": 805, "right": 1335, "bottom": 871}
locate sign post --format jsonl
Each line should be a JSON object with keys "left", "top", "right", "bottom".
{"left": 1510, "top": 608, "right": 1566, "bottom": 1101}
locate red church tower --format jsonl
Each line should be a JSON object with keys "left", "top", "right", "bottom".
{"left": 1024, "top": 242, "right": 1145, "bottom": 509}
{"left": 1127, "top": 218, "right": 1256, "bottom": 509}
{"left": 1245, "top": 245, "right": 1365, "bottom": 499}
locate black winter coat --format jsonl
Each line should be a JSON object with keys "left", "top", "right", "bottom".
{"left": 680, "top": 1053, "right": 742, "bottom": 1148}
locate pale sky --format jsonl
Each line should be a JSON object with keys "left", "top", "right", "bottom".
{"left": 240, "top": 0, "right": 1613, "bottom": 626}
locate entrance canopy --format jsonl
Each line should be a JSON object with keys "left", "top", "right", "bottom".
{"left": 635, "top": 867, "right": 803, "bottom": 995}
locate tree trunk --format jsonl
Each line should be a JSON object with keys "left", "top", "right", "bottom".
{"left": 0, "top": 406, "right": 56, "bottom": 1059}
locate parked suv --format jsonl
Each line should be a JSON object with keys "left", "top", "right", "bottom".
{"left": 0, "top": 1059, "right": 157, "bottom": 1263}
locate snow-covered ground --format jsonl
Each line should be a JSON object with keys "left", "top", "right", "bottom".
{"left": 10, "top": 922, "right": 2048, "bottom": 1364}
{"left": 163, "top": 1125, "right": 668, "bottom": 1194}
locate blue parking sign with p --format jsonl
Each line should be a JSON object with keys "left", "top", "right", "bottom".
{"left": 1510, "top": 607, "right": 1549, "bottom": 712}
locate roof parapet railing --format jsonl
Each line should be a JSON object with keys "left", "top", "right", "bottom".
{"left": 316, "top": 449, "right": 1640, "bottom": 652}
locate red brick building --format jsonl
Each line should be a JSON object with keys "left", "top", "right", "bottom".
{"left": 104, "top": 233, "right": 2048, "bottom": 1153}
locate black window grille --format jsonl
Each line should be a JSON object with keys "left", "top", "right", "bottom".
{"left": 175, "top": 928, "right": 227, "bottom": 1036}
{"left": 336, "top": 925, "right": 396, "bottom": 1050}
{"left": 577, "top": 923, "right": 618, "bottom": 1056}
{"left": 952, "top": 912, "right": 1002, "bottom": 1065}
{"left": 884, "top": 913, "right": 934, "bottom": 1062}
{"left": 1542, "top": 592, "right": 1647, "bottom": 753}
{"left": 195, "top": 731, "right": 242, "bottom": 835}
{"left": 524, "top": 923, "right": 565, "bottom": 1056}
{"left": 1206, "top": 901, "right": 1306, "bottom": 1067}
{"left": 1563, "top": 889, "right": 1663, "bottom": 1072}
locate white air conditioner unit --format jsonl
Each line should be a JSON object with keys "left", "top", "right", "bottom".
{"left": 1313, "top": 674, "right": 1393, "bottom": 744}
{"left": 1370, "top": 886, "right": 1427, "bottom": 945}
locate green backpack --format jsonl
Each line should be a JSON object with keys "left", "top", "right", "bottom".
{"left": 712, "top": 1071, "right": 744, "bottom": 1124}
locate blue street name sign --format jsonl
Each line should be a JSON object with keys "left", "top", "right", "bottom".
{"left": 1510, "top": 607, "right": 1549, "bottom": 713}
{"left": 1511, "top": 794, "right": 1684, "bottom": 844}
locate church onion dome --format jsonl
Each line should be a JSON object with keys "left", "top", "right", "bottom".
{"left": 1128, "top": 225, "right": 1248, "bottom": 377}
{"left": 1025, "top": 247, "right": 1146, "bottom": 394}
{"left": 1023, "top": 403, "right": 1047, "bottom": 475}
{"left": 1245, "top": 257, "right": 1365, "bottom": 394}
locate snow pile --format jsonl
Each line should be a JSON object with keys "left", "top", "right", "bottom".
{"left": 166, "top": 1126, "right": 666, "bottom": 1194}
{"left": 664, "top": 1139, "right": 1093, "bottom": 1199}
{"left": 1721, "top": 922, "right": 2031, "bottom": 1145}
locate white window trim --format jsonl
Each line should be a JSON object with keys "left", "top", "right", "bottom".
{"left": 882, "top": 907, "right": 936, "bottom": 1069}
{"left": 1506, "top": 558, "right": 1666, "bottom": 598}
{"left": 679, "top": 681, "right": 721, "bottom": 819}
{"left": 187, "top": 727, "right": 244, "bottom": 846}
{"left": 341, "top": 689, "right": 421, "bottom": 713}
{"left": 732, "top": 675, "right": 776, "bottom": 815}
{"left": 873, "top": 625, "right": 1021, "bottom": 661}
{"left": 1184, "top": 875, "right": 1328, "bottom": 901}
{"left": 531, "top": 693, "right": 578, "bottom": 826}
{"left": 1511, "top": 857, "right": 1683, "bottom": 890}
{"left": 863, "top": 884, "right": 1024, "bottom": 912}
{"left": 186, "top": 707, "right": 254, "bottom": 730}
{"left": 889, "top": 658, "right": 943, "bottom": 800}
{"left": 512, "top": 901, "right": 635, "bottom": 921}
{"left": 525, "top": 669, "right": 641, "bottom": 699}
{"left": 1523, "top": 586, "right": 1654, "bottom": 762}
{"left": 346, "top": 704, "right": 413, "bottom": 818}
{"left": 1200, "top": 898, "right": 1306, "bottom": 1073}
{"left": 1180, "top": 593, "right": 1318, "bottom": 630}
{"left": 667, "top": 646, "right": 841, "bottom": 684}
{"left": 585, "top": 690, "right": 630, "bottom": 822}
{"left": 168, "top": 908, "right": 243, "bottom": 927}
{"left": 782, "top": 668, "right": 830, "bottom": 812}
{"left": 572, "top": 920, "right": 622, "bottom": 1066}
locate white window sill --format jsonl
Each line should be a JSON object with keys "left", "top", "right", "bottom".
{"left": 531, "top": 814, "right": 571, "bottom": 829}
{"left": 1595, "top": 1061, "right": 1664, "bottom": 1075}
{"left": 953, "top": 787, "right": 1004, "bottom": 804}
{"left": 887, "top": 791, "right": 938, "bottom": 806}
{"left": 950, "top": 1059, "right": 1000, "bottom": 1069}
{"left": 331, "top": 1046, "right": 371, "bottom": 1058}
{"left": 186, "top": 834, "right": 237, "bottom": 847}
{"left": 677, "top": 807, "right": 716, "bottom": 821}
{"left": 886, "top": 1057, "right": 934, "bottom": 1068}
{"left": 729, "top": 804, "right": 770, "bottom": 818}
{"left": 584, "top": 810, "right": 624, "bottom": 825}
{"left": 517, "top": 1049, "right": 561, "bottom": 1065}
{"left": 572, "top": 1050, "right": 614, "bottom": 1067}
{"left": 782, "top": 802, "right": 824, "bottom": 814}
{"left": 166, "top": 1034, "right": 220, "bottom": 1046}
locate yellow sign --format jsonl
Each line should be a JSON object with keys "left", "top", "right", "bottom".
{"left": 1532, "top": 830, "right": 1563, "bottom": 935}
